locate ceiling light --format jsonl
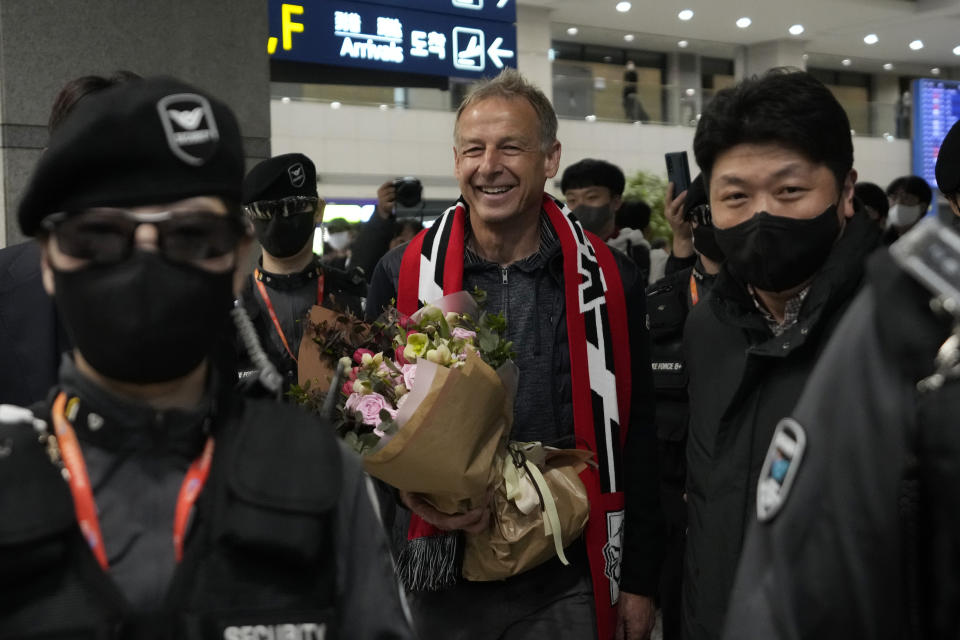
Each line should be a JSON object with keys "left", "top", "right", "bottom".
{"left": 954, "top": 45, "right": 960, "bottom": 56}
{"left": 932, "top": 67, "right": 942, "bottom": 75}
{"left": 685, "top": 88, "right": 696, "bottom": 96}
{"left": 789, "top": 24, "right": 805, "bottom": 36}
{"left": 864, "top": 33, "right": 879, "bottom": 45}
{"left": 909, "top": 39, "right": 924, "bottom": 51}
{"left": 585, "top": 114, "right": 597, "bottom": 122}
{"left": 379, "top": 104, "right": 389, "bottom": 110}
{"left": 281, "top": 96, "right": 291, "bottom": 104}
{"left": 678, "top": 40, "right": 689, "bottom": 48}
{"left": 883, "top": 63, "right": 894, "bottom": 70}
{"left": 678, "top": 9, "right": 694, "bottom": 21}
{"left": 802, "top": 53, "right": 809, "bottom": 60}
{"left": 616, "top": 1, "right": 631, "bottom": 12}
{"left": 566, "top": 26, "right": 578, "bottom": 36}
{"left": 331, "top": 101, "right": 342, "bottom": 109}
{"left": 841, "top": 58, "right": 852, "bottom": 66}
{"left": 624, "top": 33, "right": 635, "bottom": 42}
{"left": 736, "top": 17, "right": 752, "bottom": 28}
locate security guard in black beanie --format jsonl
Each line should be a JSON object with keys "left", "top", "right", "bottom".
{"left": 0, "top": 76, "right": 412, "bottom": 639}
{"left": 722, "top": 116, "right": 960, "bottom": 640}
{"left": 238, "top": 153, "right": 364, "bottom": 392}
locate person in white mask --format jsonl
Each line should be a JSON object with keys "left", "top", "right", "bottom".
{"left": 884, "top": 174, "right": 932, "bottom": 243}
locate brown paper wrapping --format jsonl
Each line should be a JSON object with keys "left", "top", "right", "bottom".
{"left": 297, "top": 305, "right": 344, "bottom": 393}
{"left": 461, "top": 449, "right": 592, "bottom": 582}
{"left": 362, "top": 354, "right": 511, "bottom": 514}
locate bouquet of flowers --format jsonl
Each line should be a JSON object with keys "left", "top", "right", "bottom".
{"left": 296, "top": 290, "right": 591, "bottom": 585}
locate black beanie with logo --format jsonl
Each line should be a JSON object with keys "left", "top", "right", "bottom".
{"left": 18, "top": 76, "right": 244, "bottom": 236}
{"left": 242, "top": 153, "right": 318, "bottom": 205}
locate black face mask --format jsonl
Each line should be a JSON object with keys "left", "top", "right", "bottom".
{"left": 571, "top": 203, "right": 614, "bottom": 235}
{"left": 692, "top": 224, "right": 726, "bottom": 263}
{"left": 53, "top": 251, "right": 235, "bottom": 383}
{"left": 252, "top": 211, "right": 316, "bottom": 258}
{"left": 714, "top": 204, "right": 841, "bottom": 292}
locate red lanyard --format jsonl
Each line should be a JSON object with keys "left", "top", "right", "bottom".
{"left": 51, "top": 391, "right": 214, "bottom": 570}
{"left": 689, "top": 272, "right": 700, "bottom": 307}
{"left": 253, "top": 269, "right": 325, "bottom": 363}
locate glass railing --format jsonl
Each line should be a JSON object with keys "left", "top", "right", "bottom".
{"left": 271, "top": 76, "right": 910, "bottom": 139}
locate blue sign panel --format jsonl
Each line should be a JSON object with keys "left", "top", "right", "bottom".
{"left": 268, "top": 1, "right": 517, "bottom": 78}
{"left": 913, "top": 78, "right": 960, "bottom": 191}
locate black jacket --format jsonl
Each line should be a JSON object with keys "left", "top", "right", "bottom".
{"left": 237, "top": 257, "right": 365, "bottom": 392}
{"left": 366, "top": 212, "right": 664, "bottom": 597}
{"left": 723, "top": 249, "right": 960, "bottom": 640}
{"left": 0, "top": 241, "right": 71, "bottom": 405}
{"left": 0, "top": 381, "right": 412, "bottom": 639}
{"left": 682, "top": 211, "right": 880, "bottom": 640}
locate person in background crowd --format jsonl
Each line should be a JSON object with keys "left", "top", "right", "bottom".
{"left": 0, "top": 75, "right": 412, "bottom": 639}
{"left": 389, "top": 219, "right": 424, "bottom": 250}
{"left": 722, "top": 114, "right": 960, "bottom": 640}
{"left": 561, "top": 157, "right": 625, "bottom": 240}
{"left": 644, "top": 173, "right": 723, "bottom": 640}
{"left": 320, "top": 217, "right": 358, "bottom": 270}
{"left": 661, "top": 181, "right": 699, "bottom": 279}
{"left": 884, "top": 174, "right": 932, "bottom": 243}
{"left": 609, "top": 199, "right": 654, "bottom": 286}
{"left": 367, "top": 68, "right": 664, "bottom": 640}
{"left": 681, "top": 69, "right": 880, "bottom": 640}
{"left": 0, "top": 71, "right": 139, "bottom": 406}
{"left": 348, "top": 179, "right": 399, "bottom": 280}
{"left": 854, "top": 181, "right": 890, "bottom": 230}
{"left": 237, "top": 154, "right": 365, "bottom": 392}
{"left": 622, "top": 61, "right": 650, "bottom": 122}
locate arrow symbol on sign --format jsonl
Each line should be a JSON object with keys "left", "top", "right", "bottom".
{"left": 487, "top": 37, "right": 514, "bottom": 68}
{"left": 497, "top": 0, "right": 510, "bottom": 7}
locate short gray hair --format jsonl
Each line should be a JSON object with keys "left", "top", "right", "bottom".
{"left": 454, "top": 69, "right": 558, "bottom": 152}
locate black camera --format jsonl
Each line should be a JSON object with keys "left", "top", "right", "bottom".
{"left": 393, "top": 176, "right": 423, "bottom": 208}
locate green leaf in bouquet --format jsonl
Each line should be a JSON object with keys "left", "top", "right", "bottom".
{"left": 343, "top": 430, "right": 363, "bottom": 454}
{"left": 478, "top": 329, "right": 499, "bottom": 353}
{"left": 377, "top": 417, "right": 398, "bottom": 436}
{"left": 358, "top": 432, "right": 381, "bottom": 454}
{"left": 383, "top": 358, "right": 403, "bottom": 375}
{"left": 438, "top": 312, "right": 451, "bottom": 339}
{"left": 471, "top": 286, "right": 488, "bottom": 307}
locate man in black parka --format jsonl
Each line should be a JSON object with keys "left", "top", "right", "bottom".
{"left": 681, "top": 69, "right": 880, "bottom": 640}
{"left": 721, "top": 116, "right": 960, "bottom": 640}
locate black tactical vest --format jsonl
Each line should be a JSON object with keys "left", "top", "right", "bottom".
{"left": 0, "top": 396, "right": 341, "bottom": 640}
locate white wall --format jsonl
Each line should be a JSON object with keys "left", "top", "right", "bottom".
{"left": 271, "top": 98, "right": 911, "bottom": 202}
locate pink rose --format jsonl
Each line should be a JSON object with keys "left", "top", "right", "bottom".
{"left": 341, "top": 379, "right": 354, "bottom": 396}
{"left": 451, "top": 327, "right": 477, "bottom": 341}
{"left": 353, "top": 348, "right": 374, "bottom": 363}
{"left": 401, "top": 364, "right": 417, "bottom": 390}
{"left": 354, "top": 392, "right": 396, "bottom": 428}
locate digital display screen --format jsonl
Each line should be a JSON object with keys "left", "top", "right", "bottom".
{"left": 913, "top": 78, "right": 960, "bottom": 191}
{"left": 268, "top": 0, "right": 517, "bottom": 78}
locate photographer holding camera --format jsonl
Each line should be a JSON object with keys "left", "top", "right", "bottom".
{"left": 351, "top": 177, "right": 423, "bottom": 281}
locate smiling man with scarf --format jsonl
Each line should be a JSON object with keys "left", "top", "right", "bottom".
{"left": 366, "top": 69, "right": 664, "bottom": 640}
{"left": 681, "top": 69, "right": 880, "bottom": 640}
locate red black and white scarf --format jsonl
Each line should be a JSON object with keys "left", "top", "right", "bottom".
{"left": 396, "top": 193, "right": 632, "bottom": 640}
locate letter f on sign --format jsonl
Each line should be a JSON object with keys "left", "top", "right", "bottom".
{"left": 282, "top": 4, "right": 305, "bottom": 51}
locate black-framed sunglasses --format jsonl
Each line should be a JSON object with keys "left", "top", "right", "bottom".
{"left": 243, "top": 195, "right": 323, "bottom": 220}
{"left": 41, "top": 209, "right": 247, "bottom": 264}
{"left": 685, "top": 203, "right": 712, "bottom": 227}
